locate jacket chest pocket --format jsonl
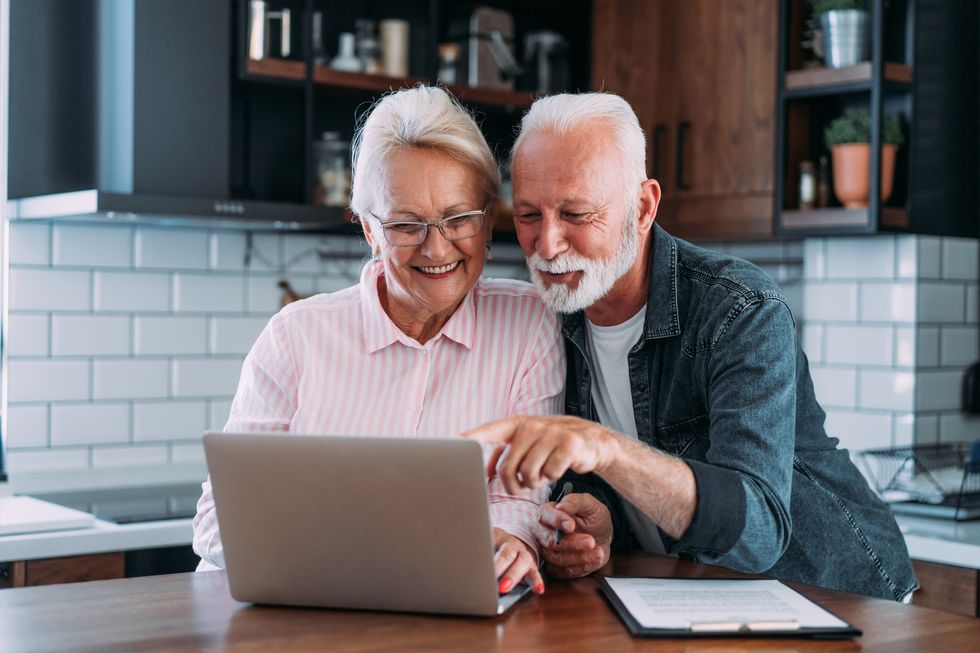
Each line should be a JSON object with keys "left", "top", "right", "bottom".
{"left": 655, "top": 414, "right": 711, "bottom": 460}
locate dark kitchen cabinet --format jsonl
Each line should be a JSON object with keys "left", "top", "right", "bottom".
{"left": 593, "top": 0, "right": 778, "bottom": 241}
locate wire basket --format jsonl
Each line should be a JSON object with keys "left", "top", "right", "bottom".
{"left": 858, "top": 442, "right": 980, "bottom": 521}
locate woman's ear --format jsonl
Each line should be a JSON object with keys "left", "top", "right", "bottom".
{"left": 484, "top": 203, "right": 499, "bottom": 239}
{"left": 359, "top": 216, "right": 381, "bottom": 257}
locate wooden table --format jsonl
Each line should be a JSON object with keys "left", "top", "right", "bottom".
{"left": 1, "top": 554, "right": 977, "bottom": 652}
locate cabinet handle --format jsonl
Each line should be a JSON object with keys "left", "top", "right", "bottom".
{"left": 651, "top": 124, "right": 667, "bottom": 179}
{"left": 676, "top": 121, "right": 690, "bottom": 191}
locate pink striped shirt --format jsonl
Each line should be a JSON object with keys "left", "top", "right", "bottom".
{"left": 193, "top": 261, "right": 565, "bottom": 570}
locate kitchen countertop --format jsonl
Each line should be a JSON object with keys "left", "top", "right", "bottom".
{"left": 2, "top": 500, "right": 978, "bottom": 570}
{"left": 896, "top": 514, "right": 980, "bottom": 569}
{"left": 0, "top": 516, "right": 193, "bottom": 562}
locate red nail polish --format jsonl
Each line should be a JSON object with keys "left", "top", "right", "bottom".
{"left": 535, "top": 583, "right": 545, "bottom": 594}
{"left": 498, "top": 579, "right": 513, "bottom": 593}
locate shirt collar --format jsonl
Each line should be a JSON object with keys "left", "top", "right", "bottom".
{"left": 359, "top": 261, "right": 478, "bottom": 353}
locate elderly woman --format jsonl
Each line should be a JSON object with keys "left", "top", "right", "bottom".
{"left": 193, "top": 86, "right": 564, "bottom": 595}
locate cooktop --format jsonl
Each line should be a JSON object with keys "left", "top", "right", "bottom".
{"left": 32, "top": 483, "right": 203, "bottom": 524}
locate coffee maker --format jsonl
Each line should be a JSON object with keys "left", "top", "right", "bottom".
{"left": 522, "top": 31, "right": 570, "bottom": 94}
{"left": 448, "top": 7, "right": 520, "bottom": 90}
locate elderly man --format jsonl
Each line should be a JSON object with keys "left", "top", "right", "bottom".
{"left": 465, "top": 93, "right": 917, "bottom": 601}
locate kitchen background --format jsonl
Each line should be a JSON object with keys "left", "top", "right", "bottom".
{"left": 1, "top": 0, "right": 979, "bottom": 615}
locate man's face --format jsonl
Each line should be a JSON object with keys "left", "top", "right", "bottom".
{"left": 511, "top": 127, "right": 639, "bottom": 314}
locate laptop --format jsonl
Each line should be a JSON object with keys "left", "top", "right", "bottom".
{"left": 203, "top": 432, "right": 532, "bottom": 616}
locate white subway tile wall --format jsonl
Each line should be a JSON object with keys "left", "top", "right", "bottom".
{"left": 941, "top": 239, "right": 978, "bottom": 281}
{"left": 6, "top": 314, "right": 50, "bottom": 357}
{"left": 93, "top": 359, "right": 169, "bottom": 400}
{"left": 8, "top": 359, "right": 91, "bottom": 402}
{"left": 171, "top": 358, "right": 244, "bottom": 398}
{"left": 10, "top": 268, "right": 91, "bottom": 311}
{"left": 825, "top": 237, "right": 894, "bottom": 279}
{"left": 5, "top": 405, "right": 48, "bottom": 448}
{"left": 4, "top": 224, "right": 369, "bottom": 479}
{"left": 50, "top": 403, "right": 130, "bottom": 446}
{"left": 134, "top": 228, "right": 210, "bottom": 270}
{"left": 94, "top": 271, "right": 171, "bottom": 312}
{"left": 53, "top": 224, "right": 133, "bottom": 268}
{"left": 134, "top": 316, "right": 208, "bottom": 356}
{"left": 92, "top": 444, "right": 169, "bottom": 468}
{"left": 804, "top": 234, "right": 979, "bottom": 454}
{"left": 8, "top": 222, "right": 52, "bottom": 265}
{"left": 173, "top": 273, "right": 245, "bottom": 313}
{"left": 133, "top": 401, "right": 208, "bottom": 442}
{"left": 52, "top": 315, "right": 131, "bottom": 356}
{"left": 916, "top": 238, "right": 942, "bottom": 279}
{"left": 210, "top": 316, "right": 271, "bottom": 355}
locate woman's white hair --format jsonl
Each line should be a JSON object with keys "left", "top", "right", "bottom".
{"left": 511, "top": 92, "right": 647, "bottom": 196}
{"left": 349, "top": 85, "right": 501, "bottom": 219}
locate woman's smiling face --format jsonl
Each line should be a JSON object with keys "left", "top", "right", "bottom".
{"left": 362, "top": 147, "right": 490, "bottom": 340}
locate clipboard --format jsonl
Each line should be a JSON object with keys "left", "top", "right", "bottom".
{"left": 599, "top": 576, "right": 862, "bottom": 639}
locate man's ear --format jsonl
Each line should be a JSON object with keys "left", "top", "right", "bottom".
{"left": 637, "top": 179, "right": 661, "bottom": 235}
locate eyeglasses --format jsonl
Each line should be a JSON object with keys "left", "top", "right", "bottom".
{"left": 367, "top": 209, "right": 486, "bottom": 247}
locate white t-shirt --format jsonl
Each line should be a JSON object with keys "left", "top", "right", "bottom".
{"left": 585, "top": 306, "right": 667, "bottom": 555}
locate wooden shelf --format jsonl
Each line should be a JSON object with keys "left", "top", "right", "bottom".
{"left": 781, "top": 206, "right": 908, "bottom": 231}
{"left": 312, "top": 65, "right": 427, "bottom": 93}
{"left": 444, "top": 85, "right": 535, "bottom": 110}
{"left": 245, "top": 59, "right": 533, "bottom": 109}
{"left": 245, "top": 58, "right": 305, "bottom": 82}
{"left": 785, "top": 62, "right": 912, "bottom": 93}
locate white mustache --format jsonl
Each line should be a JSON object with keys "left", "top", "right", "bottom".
{"left": 527, "top": 253, "right": 591, "bottom": 275}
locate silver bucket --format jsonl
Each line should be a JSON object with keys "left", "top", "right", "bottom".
{"left": 820, "top": 9, "right": 870, "bottom": 68}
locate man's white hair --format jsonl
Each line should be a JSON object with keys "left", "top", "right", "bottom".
{"left": 511, "top": 92, "right": 647, "bottom": 195}
{"left": 350, "top": 85, "right": 501, "bottom": 219}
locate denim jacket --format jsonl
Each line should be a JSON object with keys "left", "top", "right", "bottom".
{"left": 559, "top": 225, "right": 917, "bottom": 601}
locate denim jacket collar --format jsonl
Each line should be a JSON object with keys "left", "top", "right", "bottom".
{"left": 561, "top": 224, "right": 681, "bottom": 343}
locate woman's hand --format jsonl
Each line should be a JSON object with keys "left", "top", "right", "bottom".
{"left": 493, "top": 528, "right": 545, "bottom": 595}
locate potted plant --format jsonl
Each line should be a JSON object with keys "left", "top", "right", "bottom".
{"left": 824, "top": 108, "right": 904, "bottom": 209}
{"left": 810, "top": 0, "right": 870, "bottom": 68}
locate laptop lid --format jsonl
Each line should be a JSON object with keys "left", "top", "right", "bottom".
{"left": 203, "top": 432, "right": 528, "bottom": 617}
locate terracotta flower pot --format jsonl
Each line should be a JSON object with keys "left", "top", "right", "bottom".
{"left": 830, "top": 143, "right": 897, "bottom": 209}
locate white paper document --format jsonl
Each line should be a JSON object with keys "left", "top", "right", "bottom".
{"left": 603, "top": 577, "right": 850, "bottom": 632}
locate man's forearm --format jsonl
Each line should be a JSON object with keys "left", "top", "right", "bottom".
{"left": 598, "top": 433, "right": 697, "bottom": 540}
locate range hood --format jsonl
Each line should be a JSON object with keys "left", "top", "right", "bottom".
{"left": 7, "top": 0, "right": 333, "bottom": 230}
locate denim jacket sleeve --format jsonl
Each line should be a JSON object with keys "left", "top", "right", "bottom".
{"left": 670, "top": 295, "right": 796, "bottom": 573}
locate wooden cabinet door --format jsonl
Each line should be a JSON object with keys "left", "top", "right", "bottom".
{"left": 911, "top": 560, "right": 980, "bottom": 618}
{"left": 593, "top": 0, "right": 777, "bottom": 240}
{"left": 0, "top": 553, "right": 125, "bottom": 588}
{"left": 592, "top": 0, "right": 678, "bottom": 188}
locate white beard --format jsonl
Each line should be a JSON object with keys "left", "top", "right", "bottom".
{"left": 526, "top": 213, "right": 640, "bottom": 314}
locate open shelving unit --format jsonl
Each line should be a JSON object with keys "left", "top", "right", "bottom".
{"left": 774, "top": 0, "right": 977, "bottom": 239}
{"left": 775, "top": 0, "right": 914, "bottom": 237}
{"left": 230, "top": 0, "right": 591, "bottom": 238}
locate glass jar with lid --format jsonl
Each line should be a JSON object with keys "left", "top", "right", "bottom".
{"left": 313, "top": 131, "right": 351, "bottom": 207}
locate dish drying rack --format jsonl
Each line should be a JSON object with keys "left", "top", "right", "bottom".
{"left": 858, "top": 442, "right": 980, "bottom": 521}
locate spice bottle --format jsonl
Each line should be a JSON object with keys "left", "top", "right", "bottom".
{"left": 799, "top": 160, "right": 816, "bottom": 209}
{"left": 437, "top": 43, "right": 460, "bottom": 85}
{"left": 314, "top": 132, "right": 351, "bottom": 207}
